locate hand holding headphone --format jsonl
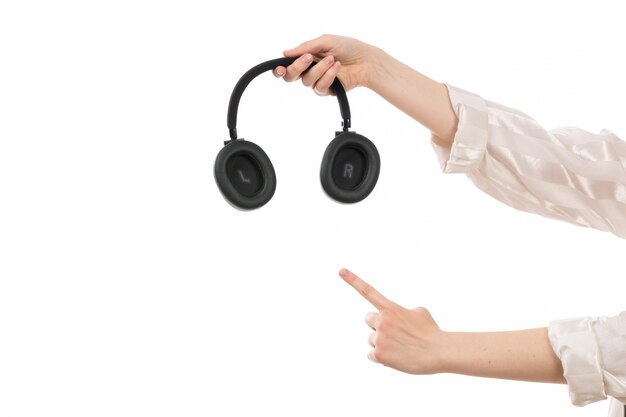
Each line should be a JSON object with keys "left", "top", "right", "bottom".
{"left": 214, "top": 57, "right": 381, "bottom": 210}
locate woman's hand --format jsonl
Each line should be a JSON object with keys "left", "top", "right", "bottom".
{"left": 274, "top": 34, "right": 458, "bottom": 144}
{"left": 338, "top": 268, "right": 566, "bottom": 383}
{"left": 273, "top": 34, "right": 379, "bottom": 96}
{"left": 338, "top": 268, "right": 445, "bottom": 375}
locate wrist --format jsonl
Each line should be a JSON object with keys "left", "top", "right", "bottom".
{"left": 359, "top": 48, "right": 459, "bottom": 145}
{"left": 362, "top": 46, "right": 392, "bottom": 92}
{"left": 433, "top": 331, "right": 459, "bottom": 374}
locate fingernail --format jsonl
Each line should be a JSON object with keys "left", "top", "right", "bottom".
{"left": 275, "top": 68, "right": 285, "bottom": 76}
{"left": 302, "top": 54, "right": 313, "bottom": 63}
{"left": 323, "top": 55, "right": 334, "bottom": 64}
{"left": 339, "top": 269, "right": 348, "bottom": 277}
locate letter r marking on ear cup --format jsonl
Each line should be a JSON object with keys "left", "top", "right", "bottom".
{"left": 320, "top": 132, "right": 380, "bottom": 203}
{"left": 343, "top": 163, "right": 354, "bottom": 179}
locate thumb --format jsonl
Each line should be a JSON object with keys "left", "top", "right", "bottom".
{"left": 410, "top": 307, "right": 440, "bottom": 328}
{"left": 283, "top": 35, "right": 335, "bottom": 58}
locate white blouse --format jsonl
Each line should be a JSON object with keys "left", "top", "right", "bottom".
{"left": 431, "top": 84, "right": 626, "bottom": 416}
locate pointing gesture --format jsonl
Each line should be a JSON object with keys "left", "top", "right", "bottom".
{"left": 337, "top": 269, "right": 566, "bottom": 383}
{"left": 338, "top": 268, "right": 395, "bottom": 310}
{"left": 338, "top": 269, "right": 444, "bottom": 375}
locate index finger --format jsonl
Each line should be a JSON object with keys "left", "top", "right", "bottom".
{"left": 338, "top": 269, "right": 392, "bottom": 310}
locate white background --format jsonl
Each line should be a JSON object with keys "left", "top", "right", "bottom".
{"left": 1, "top": 0, "right": 625, "bottom": 416}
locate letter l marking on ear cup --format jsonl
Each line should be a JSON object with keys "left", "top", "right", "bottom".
{"left": 237, "top": 169, "right": 250, "bottom": 184}
{"left": 238, "top": 169, "right": 251, "bottom": 184}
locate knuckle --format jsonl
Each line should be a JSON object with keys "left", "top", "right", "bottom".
{"left": 374, "top": 347, "right": 387, "bottom": 363}
{"left": 413, "top": 306, "right": 430, "bottom": 317}
{"left": 320, "top": 33, "right": 334, "bottom": 43}
{"left": 388, "top": 304, "right": 403, "bottom": 315}
{"left": 358, "top": 284, "right": 372, "bottom": 298}
{"left": 374, "top": 333, "right": 386, "bottom": 348}
{"left": 365, "top": 311, "right": 377, "bottom": 323}
{"left": 376, "top": 318, "right": 388, "bottom": 332}
{"left": 315, "top": 80, "right": 329, "bottom": 91}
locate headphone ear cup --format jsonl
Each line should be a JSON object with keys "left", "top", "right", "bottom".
{"left": 214, "top": 140, "right": 276, "bottom": 210}
{"left": 320, "top": 132, "right": 380, "bottom": 203}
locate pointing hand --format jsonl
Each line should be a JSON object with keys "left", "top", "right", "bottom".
{"left": 338, "top": 268, "right": 445, "bottom": 375}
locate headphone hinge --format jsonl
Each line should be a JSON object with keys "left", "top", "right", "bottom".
{"left": 224, "top": 137, "right": 243, "bottom": 146}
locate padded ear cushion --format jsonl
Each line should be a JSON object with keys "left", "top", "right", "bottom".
{"left": 320, "top": 132, "right": 380, "bottom": 203}
{"left": 214, "top": 140, "right": 276, "bottom": 210}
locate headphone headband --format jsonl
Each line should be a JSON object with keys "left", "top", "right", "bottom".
{"left": 226, "top": 57, "right": 352, "bottom": 140}
{"left": 216, "top": 57, "right": 379, "bottom": 210}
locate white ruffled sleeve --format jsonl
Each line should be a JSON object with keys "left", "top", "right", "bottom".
{"left": 431, "top": 84, "right": 626, "bottom": 413}
{"left": 430, "top": 83, "right": 626, "bottom": 239}
{"left": 549, "top": 314, "right": 626, "bottom": 408}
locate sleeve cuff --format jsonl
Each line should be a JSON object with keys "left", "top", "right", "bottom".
{"left": 548, "top": 317, "right": 607, "bottom": 406}
{"left": 431, "top": 83, "right": 489, "bottom": 173}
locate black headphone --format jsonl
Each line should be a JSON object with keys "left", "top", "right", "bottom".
{"left": 214, "top": 57, "right": 380, "bottom": 210}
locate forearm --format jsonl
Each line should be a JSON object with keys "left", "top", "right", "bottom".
{"left": 365, "top": 48, "right": 458, "bottom": 145}
{"left": 439, "top": 327, "right": 566, "bottom": 383}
